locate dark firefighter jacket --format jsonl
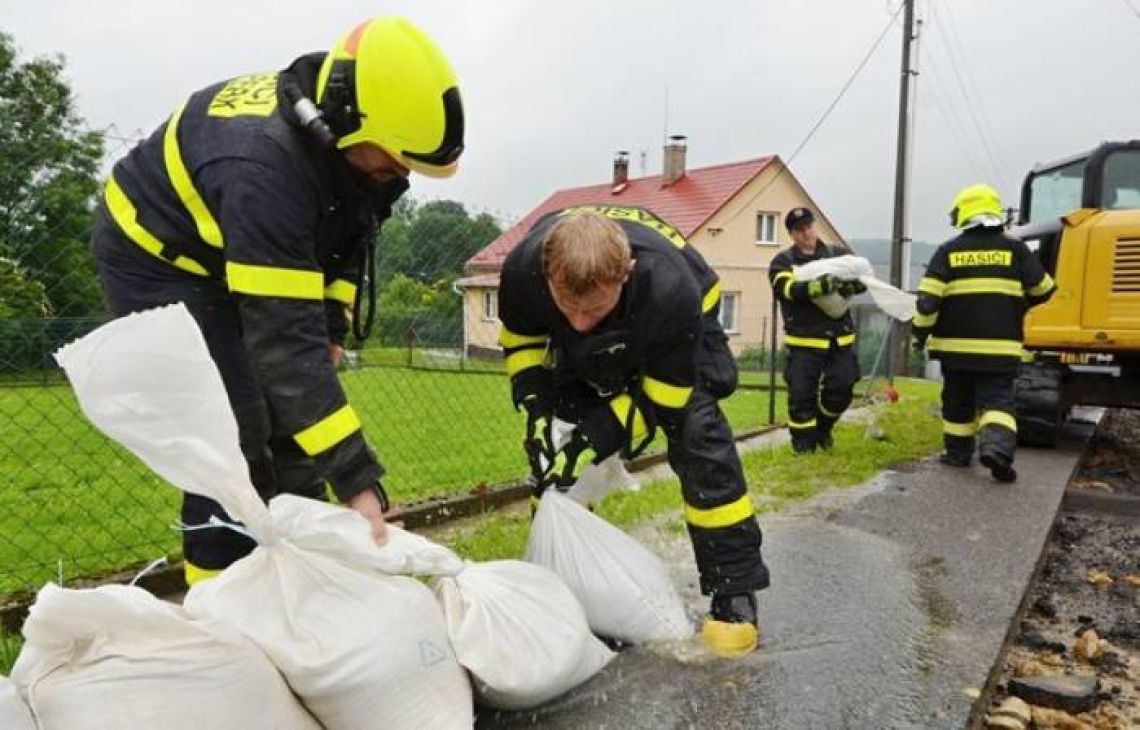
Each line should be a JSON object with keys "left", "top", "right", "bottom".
{"left": 914, "top": 225, "right": 1056, "bottom": 372}
{"left": 768, "top": 242, "right": 857, "bottom": 348}
{"left": 102, "top": 53, "right": 406, "bottom": 501}
{"left": 497, "top": 205, "right": 728, "bottom": 460}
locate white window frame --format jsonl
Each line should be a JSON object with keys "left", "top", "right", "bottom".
{"left": 756, "top": 212, "right": 779, "bottom": 245}
{"left": 481, "top": 288, "right": 498, "bottom": 321}
{"left": 719, "top": 291, "right": 741, "bottom": 335}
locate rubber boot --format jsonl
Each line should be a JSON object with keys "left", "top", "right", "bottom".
{"left": 702, "top": 593, "right": 759, "bottom": 657}
{"left": 979, "top": 449, "right": 1017, "bottom": 483}
{"left": 939, "top": 452, "right": 971, "bottom": 468}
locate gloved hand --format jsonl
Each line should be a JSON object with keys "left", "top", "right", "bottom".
{"left": 912, "top": 333, "right": 929, "bottom": 352}
{"left": 807, "top": 275, "right": 836, "bottom": 299}
{"left": 835, "top": 279, "right": 868, "bottom": 297}
{"left": 527, "top": 421, "right": 592, "bottom": 495}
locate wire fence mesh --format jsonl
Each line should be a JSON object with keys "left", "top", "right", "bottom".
{"left": 0, "top": 124, "right": 904, "bottom": 599}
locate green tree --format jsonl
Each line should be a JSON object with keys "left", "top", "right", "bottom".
{"left": 0, "top": 33, "right": 105, "bottom": 317}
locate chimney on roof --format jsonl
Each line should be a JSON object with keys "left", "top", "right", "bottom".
{"left": 662, "top": 134, "right": 687, "bottom": 186}
{"left": 612, "top": 150, "right": 630, "bottom": 190}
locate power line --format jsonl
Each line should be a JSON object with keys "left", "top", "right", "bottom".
{"left": 1121, "top": 0, "right": 1140, "bottom": 21}
{"left": 723, "top": 3, "right": 905, "bottom": 227}
{"left": 938, "top": 0, "right": 1011, "bottom": 185}
{"left": 927, "top": 1, "right": 1009, "bottom": 190}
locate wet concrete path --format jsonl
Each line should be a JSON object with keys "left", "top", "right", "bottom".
{"left": 479, "top": 416, "right": 1099, "bottom": 729}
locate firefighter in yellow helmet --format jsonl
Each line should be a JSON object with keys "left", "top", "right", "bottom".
{"left": 90, "top": 18, "right": 464, "bottom": 584}
{"left": 913, "top": 184, "right": 1055, "bottom": 482}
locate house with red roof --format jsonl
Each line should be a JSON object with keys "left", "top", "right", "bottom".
{"left": 457, "top": 138, "right": 844, "bottom": 356}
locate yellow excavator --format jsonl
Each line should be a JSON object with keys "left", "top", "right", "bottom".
{"left": 1012, "top": 140, "right": 1140, "bottom": 445}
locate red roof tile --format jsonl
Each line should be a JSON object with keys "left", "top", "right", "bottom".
{"left": 466, "top": 156, "right": 775, "bottom": 272}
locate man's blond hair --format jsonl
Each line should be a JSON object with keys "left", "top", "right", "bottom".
{"left": 541, "top": 211, "right": 631, "bottom": 297}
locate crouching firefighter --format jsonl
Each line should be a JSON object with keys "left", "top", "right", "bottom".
{"left": 768, "top": 207, "right": 864, "bottom": 453}
{"left": 498, "top": 206, "right": 771, "bottom": 657}
{"left": 90, "top": 17, "right": 465, "bottom": 584}
{"left": 913, "top": 184, "right": 1056, "bottom": 482}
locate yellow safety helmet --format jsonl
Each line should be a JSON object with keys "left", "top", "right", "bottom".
{"left": 949, "top": 183, "right": 1003, "bottom": 228}
{"left": 317, "top": 17, "right": 464, "bottom": 178}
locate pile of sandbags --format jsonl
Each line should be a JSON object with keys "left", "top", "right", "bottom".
{"left": 10, "top": 583, "right": 318, "bottom": 729}
{"left": 56, "top": 305, "right": 474, "bottom": 729}
{"left": 0, "top": 674, "right": 33, "bottom": 730}
{"left": 48, "top": 303, "right": 647, "bottom": 723}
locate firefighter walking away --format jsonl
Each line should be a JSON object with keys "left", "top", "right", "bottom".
{"left": 913, "top": 184, "right": 1056, "bottom": 482}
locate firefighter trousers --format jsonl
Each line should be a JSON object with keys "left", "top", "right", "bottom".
{"left": 784, "top": 343, "right": 859, "bottom": 452}
{"left": 940, "top": 367, "right": 1017, "bottom": 463}
{"left": 90, "top": 209, "right": 325, "bottom": 578}
{"left": 552, "top": 339, "right": 770, "bottom": 597}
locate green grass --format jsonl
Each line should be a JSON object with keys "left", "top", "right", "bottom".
{"left": 0, "top": 365, "right": 782, "bottom": 596}
{"left": 1, "top": 632, "right": 20, "bottom": 675}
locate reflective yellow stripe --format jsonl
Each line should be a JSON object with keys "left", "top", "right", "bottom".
{"left": 789, "top": 417, "right": 817, "bottom": 430}
{"left": 918, "top": 277, "right": 946, "bottom": 297}
{"left": 294, "top": 404, "right": 361, "bottom": 456}
{"left": 979, "top": 410, "right": 1017, "bottom": 432}
{"left": 927, "top": 337, "right": 1025, "bottom": 357}
{"left": 819, "top": 402, "right": 841, "bottom": 419}
{"left": 185, "top": 562, "right": 223, "bottom": 586}
{"left": 609, "top": 394, "right": 649, "bottom": 442}
{"left": 785, "top": 335, "right": 829, "bottom": 349}
{"left": 164, "top": 101, "right": 223, "bottom": 248}
{"left": 506, "top": 347, "right": 546, "bottom": 376}
{"left": 226, "top": 262, "right": 324, "bottom": 300}
{"left": 772, "top": 271, "right": 794, "bottom": 298}
{"left": 785, "top": 333, "right": 856, "bottom": 349}
{"left": 913, "top": 310, "right": 939, "bottom": 328}
{"left": 1027, "top": 273, "right": 1056, "bottom": 297}
{"left": 943, "top": 419, "right": 977, "bottom": 437}
{"left": 944, "top": 277, "right": 1024, "bottom": 297}
{"left": 324, "top": 279, "right": 357, "bottom": 306}
{"left": 684, "top": 494, "right": 755, "bottom": 529}
{"left": 104, "top": 176, "right": 209, "bottom": 277}
{"left": 643, "top": 376, "right": 693, "bottom": 409}
{"left": 702, "top": 281, "right": 722, "bottom": 313}
{"left": 499, "top": 327, "right": 549, "bottom": 349}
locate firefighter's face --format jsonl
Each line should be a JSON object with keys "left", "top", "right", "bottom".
{"left": 790, "top": 222, "right": 818, "bottom": 248}
{"left": 343, "top": 143, "right": 410, "bottom": 184}
{"left": 547, "top": 270, "right": 627, "bottom": 334}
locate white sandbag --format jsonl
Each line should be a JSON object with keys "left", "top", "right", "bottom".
{"left": 795, "top": 254, "right": 917, "bottom": 321}
{"left": 55, "top": 305, "right": 473, "bottom": 730}
{"left": 0, "top": 675, "right": 33, "bottom": 730}
{"left": 434, "top": 560, "right": 615, "bottom": 710}
{"left": 526, "top": 491, "right": 692, "bottom": 644}
{"left": 10, "top": 583, "right": 318, "bottom": 730}
{"left": 564, "top": 454, "right": 640, "bottom": 506}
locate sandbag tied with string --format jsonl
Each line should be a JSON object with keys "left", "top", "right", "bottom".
{"left": 55, "top": 304, "right": 473, "bottom": 730}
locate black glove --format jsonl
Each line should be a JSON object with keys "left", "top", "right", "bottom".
{"left": 807, "top": 274, "right": 836, "bottom": 298}
{"left": 836, "top": 279, "right": 867, "bottom": 297}
{"left": 913, "top": 333, "right": 929, "bottom": 352}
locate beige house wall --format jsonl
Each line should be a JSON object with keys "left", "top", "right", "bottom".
{"left": 460, "top": 159, "right": 844, "bottom": 357}
{"left": 686, "top": 159, "right": 843, "bottom": 354}
{"left": 463, "top": 286, "right": 502, "bottom": 355}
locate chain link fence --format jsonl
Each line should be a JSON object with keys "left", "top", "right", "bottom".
{"left": 0, "top": 121, "right": 903, "bottom": 600}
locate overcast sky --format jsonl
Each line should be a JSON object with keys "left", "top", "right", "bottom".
{"left": 5, "top": 0, "right": 1139, "bottom": 243}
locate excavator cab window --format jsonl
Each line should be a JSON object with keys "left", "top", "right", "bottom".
{"left": 1025, "top": 158, "right": 1086, "bottom": 225}
{"left": 1102, "top": 150, "right": 1140, "bottom": 210}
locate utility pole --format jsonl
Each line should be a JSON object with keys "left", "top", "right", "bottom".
{"left": 888, "top": 0, "right": 917, "bottom": 376}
